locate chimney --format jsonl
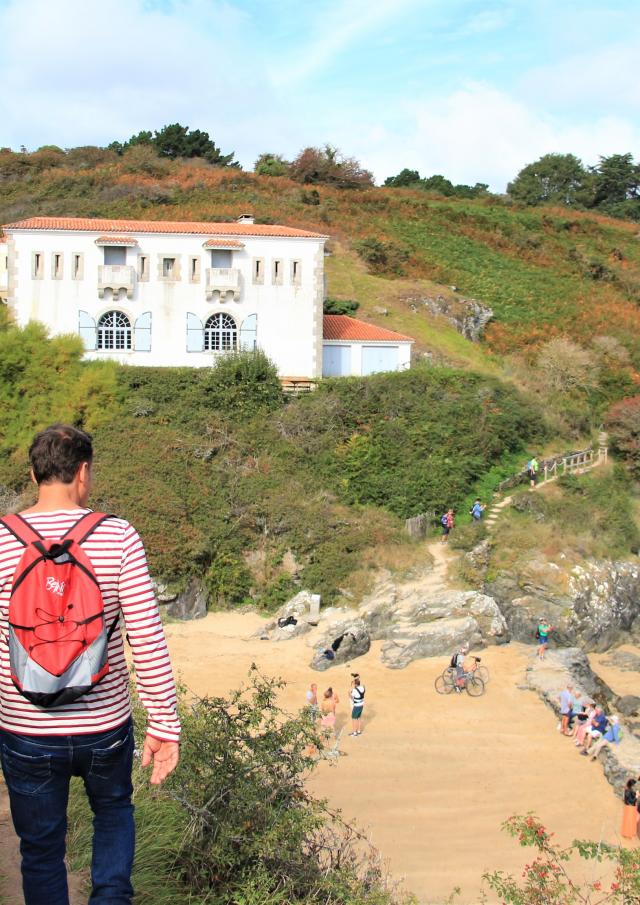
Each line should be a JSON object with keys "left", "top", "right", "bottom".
{"left": 237, "top": 214, "right": 255, "bottom": 225}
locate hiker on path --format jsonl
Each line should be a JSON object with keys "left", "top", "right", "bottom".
{"left": 527, "top": 456, "right": 540, "bottom": 488}
{"left": 470, "top": 499, "right": 486, "bottom": 522}
{"left": 349, "top": 673, "right": 365, "bottom": 736}
{"left": 0, "top": 424, "right": 180, "bottom": 905}
{"left": 536, "top": 618, "right": 552, "bottom": 659}
{"left": 441, "top": 509, "right": 454, "bottom": 543}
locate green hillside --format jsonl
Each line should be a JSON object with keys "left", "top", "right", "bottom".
{"left": 2, "top": 147, "right": 640, "bottom": 368}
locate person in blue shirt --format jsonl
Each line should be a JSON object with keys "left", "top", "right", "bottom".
{"left": 589, "top": 716, "right": 622, "bottom": 760}
{"left": 580, "top": 706, "right": 608, "bottom": 755}
{"left": 470, "top": 499, "right": 486, "bottom": 522}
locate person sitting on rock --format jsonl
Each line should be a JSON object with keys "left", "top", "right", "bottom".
{"left": 589, "top": 715, "right": 622, "bottom": 760}
{"left": 574, "top": 701, "right": 596, "bottom": 746}
{"left": 580, "top": 706, "right": 608, "bottom": 755}
{"left": 559, "top": 683, "right": 574, "bottom": 736}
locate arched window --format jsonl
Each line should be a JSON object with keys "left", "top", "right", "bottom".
{"left": 204, "top": 312, "right": 237, "bottom": 352}
{"left": 97, "top": 310, "right": 132, "bottom": 350}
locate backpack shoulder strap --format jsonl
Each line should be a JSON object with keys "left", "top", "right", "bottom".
{"left": 63, "top": 512, "right": 115, "bottom": 546}
{"left": 0, "top": 513, "right": 44, "bottom": 546}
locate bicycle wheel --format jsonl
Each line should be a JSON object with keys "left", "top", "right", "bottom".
{"left": 466, "top": 675, "right": 485, "bottom": 697}
{"left": 435, "top": 673, "right": 455, "bottom": 694}
{"left": 475, "top": 665, "right": 490, "bottom": 683}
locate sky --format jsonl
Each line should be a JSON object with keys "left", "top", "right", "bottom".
{"left": 0, "top": 0, "right": 638, "bottom": 190}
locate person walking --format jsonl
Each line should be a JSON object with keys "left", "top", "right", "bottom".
{"left": 0, "top": 424, "right": 180, "bottom": 905}
{"left": 622, "top": 779, "right": 638, "bottom": 839}
{"left": 470, "top": 499, "right": 486, "bottom": 522}
{"left": 349, "top": 673, "right": 365, "bottom": 736}
{"left": 537, "top": 618, "right": 552, "bottom": 659}
{"left": 441, "top": 509, "right": 454, "bottom": 543}
{"left": 527, "top": 456, "right": 540, "bottom": 489}
{"left": 559, "top": 683, "right": 574, "bottom": 736}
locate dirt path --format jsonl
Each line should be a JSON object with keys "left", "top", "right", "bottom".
{"left": 163, "top": 611, "right": 637, "bottom": 905}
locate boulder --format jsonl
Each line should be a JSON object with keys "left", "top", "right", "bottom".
{"left": 310, "top": 618, "right": 370, "bottom": 671}
{"left": 616, "top": 695, "right": 640, "bottom": 717}
{"left": 381, "top": 616, "right": 481, "bottom": 669}
{"left": 166, "top": 578, "right": 208, "bottom": 621}
{"left": 526, "top": 649, "right": 640, "bottom": 797}
{"left": 255, "top": 590, "right": 319, "bottom": 641}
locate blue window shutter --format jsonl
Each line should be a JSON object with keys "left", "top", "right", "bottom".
{"left": 134, "top": 311, "right": 152, "bottom": 352}
{"left": 186, "top": 312, "right": 204, "bottom": 352}
{"left": 78, "top": 310, "right": 96, "bottom": 350}
{"left": 240, "top": 313, "right": 257, "bottom": 351}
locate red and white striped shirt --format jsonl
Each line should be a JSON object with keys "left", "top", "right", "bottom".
{"left": 0, "top": 509, "right": 180, "bottom": 742}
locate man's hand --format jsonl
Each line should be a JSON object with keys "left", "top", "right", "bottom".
{"left": 142, "top": 735, "right": 180, "bottom": 785}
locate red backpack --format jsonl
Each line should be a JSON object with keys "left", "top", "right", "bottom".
{"left": 0, "top": 511, "right": 119, "bottom": 708}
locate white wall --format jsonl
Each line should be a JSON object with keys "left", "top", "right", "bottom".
{"left": 322, "top": 340, "right": 412, "bottom": 376}
{"left": 5, "top": 229, "right": 325, "bottom": 377}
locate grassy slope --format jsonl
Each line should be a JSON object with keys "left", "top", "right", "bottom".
{"left": 2, "top": 157, "right": 640, "bottom": 364}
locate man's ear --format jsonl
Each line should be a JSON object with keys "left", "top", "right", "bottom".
{"left": 30, "top": 468, "right": 38, "bottom": 486}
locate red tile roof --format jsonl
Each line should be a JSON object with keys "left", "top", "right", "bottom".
{"left": 323, "top": 315, "right": 414, "bottom": 342}
{"left": 2, "top": 216, "right": 328, "bottom": 239}
{"left": 95, "top": 236, "right": 139, "bottom": 246}
{"left": 203, "top": 238, "right": 245, "bottom": 248}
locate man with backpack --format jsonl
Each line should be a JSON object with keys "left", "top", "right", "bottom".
{"left": 527, "top": 456, "right": 539, "bottom": 488}
{"left": 470, "top": 499, "right": 486, "bottom": 522}
{"left": 440, "top": 508, "right": 454, "bottom": 543}
{"left": 0, "top": 425, "right": 180, "bottom": 905}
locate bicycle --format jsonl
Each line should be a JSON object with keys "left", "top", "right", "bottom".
{"left": 434, "top": 670, "right": 485, "bottom": 697}
{"left": 440, "top": 656, "right": 489, "bottom": 685}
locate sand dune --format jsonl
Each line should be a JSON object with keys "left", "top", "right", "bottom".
{"left": 165, "top": 612, "right": 638, "bottom": 904}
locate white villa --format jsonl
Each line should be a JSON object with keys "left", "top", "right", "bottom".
{"left": 1, "top": 216, "right": 413, "bottom": 378}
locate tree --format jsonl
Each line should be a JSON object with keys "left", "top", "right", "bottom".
{"left": 289, "top": 145, "right": 374, "bottom": 188}
{"left": 507, "top": 153, "right": 590, "bottom": 206}
{"left": 107, "top": 124, "right": 237, "bottom": 167}
{"left": 422, "top": 174, "right": 455, "bottom": 196}
{"left": 593, "top": 153, "right": 640, "bottom": 204}
{"left": 536, "top": 338, "right": 598, "bottom": 393}
{"left": 254, "top": 153, "right": 289, "bottom": 176}
{"left": 384, "top": 168, "right": 421, "bottom": 187}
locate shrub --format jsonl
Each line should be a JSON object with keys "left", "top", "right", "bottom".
{"left": 353, "top": 237, "right": 409, "bottom": 275}
{"left": 323, "top": 297, "right": 360, "bottom": 315}
{"left": 605, "top": 394, "right": 640, "bottom": 478}
{"left": 202, "top": 350, "right": 283, "bottom": 416}
{"left": 484, "top": 813, "right": 640, "bottom": 903}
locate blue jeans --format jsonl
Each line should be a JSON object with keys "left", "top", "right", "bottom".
{"left": 0, "top": 719, "right": 135, "bottom": 905}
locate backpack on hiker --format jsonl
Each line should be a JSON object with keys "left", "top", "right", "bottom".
{"left": 0, "top": 511, "right": 119, "bottom": 708}
{"left": 441, "top": 513, "right": 449, "bottom": 527}
{"left": 450, "top": 653, "right": 458, "bottom": 668}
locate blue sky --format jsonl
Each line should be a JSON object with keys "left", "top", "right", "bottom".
{"left": 0, "top": 0, "right": 638, "bottom": 189}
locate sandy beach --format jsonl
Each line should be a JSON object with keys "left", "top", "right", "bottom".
{"left": 165, "top": 612, "right": 638, "bottom": 904}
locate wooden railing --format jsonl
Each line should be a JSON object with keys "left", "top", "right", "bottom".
{"left": 539, "top": 445, "right": 607, "bottom": 484}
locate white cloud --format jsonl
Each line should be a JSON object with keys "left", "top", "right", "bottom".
{"left": 0, "top": 0, "right": 269, "bottom": 153}
{"left": 341, "top": 82, "right": 640, "bottom": 190}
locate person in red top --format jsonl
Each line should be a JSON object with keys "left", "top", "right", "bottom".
{"left": 0, "top": 424, "right": 180, "bottom": 905}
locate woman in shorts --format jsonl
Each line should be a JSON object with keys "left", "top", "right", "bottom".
{"left": 349, "top": 673, "right": 365, "bottom": 736}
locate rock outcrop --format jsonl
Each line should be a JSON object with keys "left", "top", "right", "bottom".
{"left": 165, "top": 577, "right": 208, "bottom": 621}
{"left": 526, "top": 649, "right": 640, "bottom": 796}
{"left": 487, "top": 556, "right": 640, "bottom": 651}
{"left": 404, "top": 293, "right": 493, "bottom": 342}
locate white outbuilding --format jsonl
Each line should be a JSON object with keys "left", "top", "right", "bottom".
{"left": 322, "top": 315, "right": 413, "bottom": 376}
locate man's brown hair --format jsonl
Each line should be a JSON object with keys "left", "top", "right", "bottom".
{"left": 29, "top": 424, "right": 93, "bottom": 484}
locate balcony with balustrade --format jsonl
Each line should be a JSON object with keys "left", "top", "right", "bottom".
{"left": 98, "top": 264, "right": 136, "bottom": 299}
{"left": 205, "top": 267, "right": 241, "bottom": 301}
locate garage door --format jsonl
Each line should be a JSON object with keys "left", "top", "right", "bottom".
{"left": 323, "top": 344, "right": 351, "bottom": 377}
{"left": 362, "top": 345, "right": 399, "bottom": 375}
